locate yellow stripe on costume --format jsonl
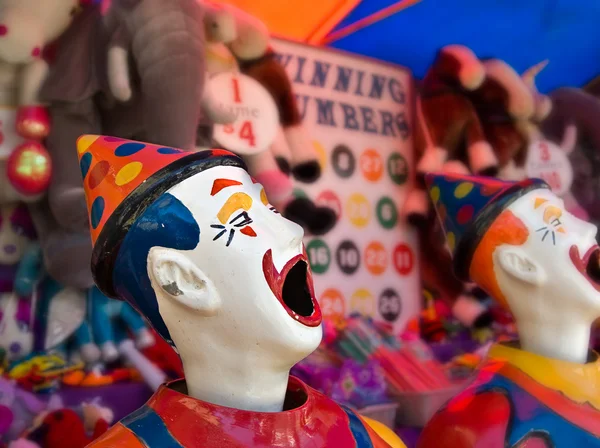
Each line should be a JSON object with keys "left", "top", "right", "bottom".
{"left": 361, "top": 416, "right": 407, "bottom": 448}
{"left": 489, "top": 343, "right": 600, "bottom": 410}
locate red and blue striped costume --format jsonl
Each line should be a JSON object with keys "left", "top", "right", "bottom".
{"left": 89, "top": 376, "right": 397, "bottom": 447}
{"left": 419, "top": 344, "right": 600, "bottom": 447}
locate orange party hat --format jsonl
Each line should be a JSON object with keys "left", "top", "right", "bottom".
{"left": 77, "top": 135, "right": 245, "bottom": 297}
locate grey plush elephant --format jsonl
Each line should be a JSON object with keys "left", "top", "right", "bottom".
{"left": 30, "top": 0, "right": 208, "bottom": 288}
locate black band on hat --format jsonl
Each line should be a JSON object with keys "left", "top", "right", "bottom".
{"left": 453, "top": 178, "right": 549, "bottom": 281}
{"left": 91, "top": 151, "right": 247, "bottom": 298}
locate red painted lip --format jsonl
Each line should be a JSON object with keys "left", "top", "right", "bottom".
{"left": 262, "top": 248, "right": 322, "bottom": 327}
{"left": 569, "top": 245, "right": 600, "bottom": 292}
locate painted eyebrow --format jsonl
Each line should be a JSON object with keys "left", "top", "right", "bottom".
{"left": 217, "top": 192, "right": 253, "bottom": 224}
{"left": 211, "top": 179, "right": 243, "bottom": 196}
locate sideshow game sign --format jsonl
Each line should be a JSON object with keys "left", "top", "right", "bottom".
{"left": 270, "top": 39, "right": 419, "bottom": 332}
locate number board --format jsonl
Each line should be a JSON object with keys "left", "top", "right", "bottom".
{"left": 526, "top": 140, "right": 573, "bottom": 196}
{"left": 211, "top": 72, "right": 280, "bottom": 155}
{"left": 271, "top": 39, "right": 419, "bottom": 332}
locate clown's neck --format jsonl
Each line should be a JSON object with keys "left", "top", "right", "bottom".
{"left": 180, "top": 350, "right": 291, "bottom": 413}
{"left": 516, "top": 317, "right": 592, "bottom": 364}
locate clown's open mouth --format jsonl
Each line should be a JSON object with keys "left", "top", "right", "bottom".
{"left": 570, "top": 245, "right": 600, "bottom": 292}
{"left": 262, "top": 249, "right": 322, "bottom": 327}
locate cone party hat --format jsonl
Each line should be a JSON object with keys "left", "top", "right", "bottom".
{"left": 77, "top": 135, "right": 245, "bottom": 297}
{"left": 424, "top": 172, "right": 549, "bottom": 281}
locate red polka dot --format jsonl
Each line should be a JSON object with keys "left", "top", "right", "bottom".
{"left": 88, "top": 161, "right": 110, "bottom": 189}
{"left": 31, "top": 47, "right": 41, "bottom": 58}
{"left": 457, "top": 204, "right": 475, "bottom": 225}
{"left": 0, "top": 25, "right": 7, "bottom": 36}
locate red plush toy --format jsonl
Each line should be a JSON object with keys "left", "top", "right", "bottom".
{"left": 404, "top": 44, "right": 496, "bottom": 226}
{"left": 21, "top": 405, "right": 112, "bottom": 448}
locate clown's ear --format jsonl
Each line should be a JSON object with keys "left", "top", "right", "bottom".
{"left": 495, "top": 246, "right": 547, "bottom": 286}
{"left": 148, "top": 248, "right": 221, "bottom": 316}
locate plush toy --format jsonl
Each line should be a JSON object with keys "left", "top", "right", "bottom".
{"left": 87, "top": 286, "right": 154, "bottom": 363}
{"left": 0, "top": 377, "right": 63, "bottom": 442}
{"left": 403, "top": 44, "right": 495, "bottom": 225}
{"left": 1, "top": 243, "right": 99, "bottom": 364}
{"left": 21, "top": 403, "right": 112, "bottom": 448}
{"left": 33, "top": 0, "right": 210, "bottom": 289}
{"left": 200, "top": 3, "right": 337, "bottom": 235}
{"left": 0, "top": 0, "right": 85, "bottom": 203}
{"left": 541, "top": 87, "right": 600, "bottom": 224}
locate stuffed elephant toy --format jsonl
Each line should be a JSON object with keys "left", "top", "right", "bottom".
{"left": 32, "top": 0, "right": 210, "bottom": 288}
{"left": 0, "top": 0, "right": 84, "bottom": 203}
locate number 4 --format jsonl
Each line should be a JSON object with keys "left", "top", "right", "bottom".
{"left": 239, "top": 121, "right": 256, "bottom": 147}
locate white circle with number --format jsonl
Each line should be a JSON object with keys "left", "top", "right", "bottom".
{"left": 210, "top": 72, "right": 279, "bottom": 155}
{"left": 526, "top": 140, "right": 573, "bottom": 196}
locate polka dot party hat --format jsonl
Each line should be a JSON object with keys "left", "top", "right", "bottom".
{"left": 424, "top": 172, "right": 549, "bottom": 281}
{"left": 77, "top": 135, "right": 246, "bottom": 297}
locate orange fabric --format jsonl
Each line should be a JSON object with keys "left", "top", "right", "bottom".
{"left": 469, "top": 210, "right": 529, "bottom": 308}
{"left": 213, "top": 0, "right": 360, "bottom": 43}
{"left": 87, "top": 423, "right": 143, "bottom": 447}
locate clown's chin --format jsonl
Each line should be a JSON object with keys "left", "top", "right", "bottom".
{"left": 282, "top": 261, "right": 314, "bottom": 317}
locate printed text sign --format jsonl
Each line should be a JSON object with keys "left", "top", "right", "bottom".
{"left": 211, "top": 72, "right": 279, "bottom": 155}
{"left": 272, "top": 39, "right": 419, "bottom": 332}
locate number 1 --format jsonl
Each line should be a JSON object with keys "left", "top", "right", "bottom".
{"left": 232, "top": 78, "right": 241, "bottom": 103}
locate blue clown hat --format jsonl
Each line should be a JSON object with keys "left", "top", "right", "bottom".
{"left": 425, "top": 173, "right": 549, "bottom": 281}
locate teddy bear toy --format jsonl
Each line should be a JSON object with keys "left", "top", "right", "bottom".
{"left": 403, "top": 44, "right": 496, "bottom": 226}
{"left": 199, "top": 3, "right": 337, "bottom": 235}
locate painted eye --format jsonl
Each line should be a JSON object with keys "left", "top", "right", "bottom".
{"left": 231, "top": 211, "right": 253, "bottom": 227}
{"left": 269, "top": 206, "right": 280, "bottom": 214}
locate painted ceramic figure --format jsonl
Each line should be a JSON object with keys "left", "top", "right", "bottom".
{"left": 418, "top": 173, "right": 600, "bottom": 447}
{"left": 76, "top": 135, "right": 405, "bottom": 447}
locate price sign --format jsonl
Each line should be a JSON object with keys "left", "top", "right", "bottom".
{"left": 336, "top": 240, "right": 361, "bottom": 275}
{"left": 393, "top": 243, "right": 414, "bottom": 276}
{"left": 211, "top": 72, "right": 279, "bottom": 155}
{"left": 319, "top": 289, "right": 346, "bottom": 322}
{"left": 0, "top": 107, "right": 24, "bottom": 159}
{"left": 316, "top": 190, "right": 342, "bottom": 218}
{"left": 350, "top": 288, "right": 375, "bottom": 317}
{"left": 526, "top": 140, "right": 573, "bottom": 196}
{"left": 306, "top": 239, "right": 331, "bottom": 274}
{"left": 364, "top": 241, "right": 388, "bottom": 275}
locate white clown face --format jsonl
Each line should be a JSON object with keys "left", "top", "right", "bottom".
{"left": 164, "top": 166, "right": 322, "bottom": 361}
{"left": 501, "top": 188, "right": 600, "bottom": 319}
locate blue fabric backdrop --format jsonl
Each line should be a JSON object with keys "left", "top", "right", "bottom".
{"left": 328, "top": 0, "right": 600, "bottom": 93}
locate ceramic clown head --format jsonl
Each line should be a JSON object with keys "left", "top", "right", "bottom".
{"left": 77, "top": 135, "right": 322, "bottom": 374}
{"left": 426, "top": 173, "right": 600, "bottom": 348}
